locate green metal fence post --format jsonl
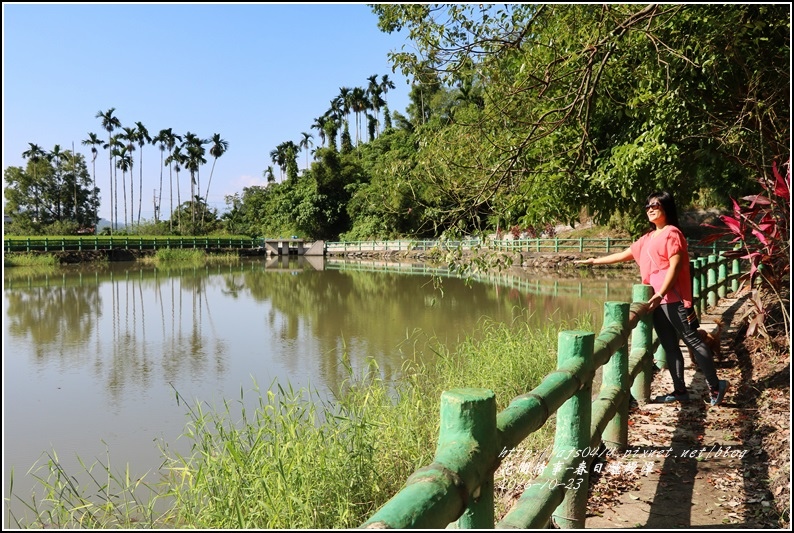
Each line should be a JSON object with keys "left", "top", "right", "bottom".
{"left": 707, "top": 255, "right": 718, "bottom": 308}
{"left": 717, "top": 254, "right": 727, "bottom": 299}
{"left": 551, "top": 330, "right": 594, "bottom": 529}
{"left": 630, "top": 285, "right": 654, "bottom": 405}
{"left": 601, "top": 302, "right": 630, "bottom": 452}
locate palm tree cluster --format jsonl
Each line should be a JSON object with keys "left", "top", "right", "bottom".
{"left": 20, "top": 142, "right": 96, "bottom": 228}
{"left": 308, "top": 75, "right": 395, "bottom": 155}
{"left": 266, "top": 74, "right": 395, "bottom": 185}
{"left": 90, "top": 108, "right": 228, "bottom": 234}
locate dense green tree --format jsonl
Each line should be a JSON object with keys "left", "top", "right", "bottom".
{"left": 5, "top": 151, "right": 97, "bottom": 234}
{"left": 344, "top": 128, "right": 422, "bottom": 239}
{"left": 371, "top": 4, "right": 789, "bottom": 236}
{"left": 168, "top": 197, "right": 219, "bottom": 235}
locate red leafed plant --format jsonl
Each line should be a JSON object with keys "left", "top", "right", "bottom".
{"left": 700, "top": 157, "right": 790, "bottom": 345}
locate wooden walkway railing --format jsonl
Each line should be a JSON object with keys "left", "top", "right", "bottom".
{"left": 361, "top": 253, "right": 741, "bottom": 529}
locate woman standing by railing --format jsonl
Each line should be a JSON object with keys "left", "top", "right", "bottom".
{"left": 574, "top": 191, "right": 729, "bottom": 406}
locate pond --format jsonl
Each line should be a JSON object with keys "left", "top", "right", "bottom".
{"left": 3, "top": 256, "right": 637, "bottom": 521}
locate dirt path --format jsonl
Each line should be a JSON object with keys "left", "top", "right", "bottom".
{"left": 583, "top": 289, "right": 788, "bottom": 528}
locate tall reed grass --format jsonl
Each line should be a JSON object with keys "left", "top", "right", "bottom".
{"left": 3, "top": 253, "right": 59, "bottom": 267}
{"left": 140, "top": 249, "right": 239, "bottom": 265}
{"left": 7, "top": 311, "right": 593, "bottom": 529}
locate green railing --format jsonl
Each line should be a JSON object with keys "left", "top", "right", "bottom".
{"left": 324, "top": 239, "right": 482, "bottom": 254}
{"left": 2, "top": 236, "right": 260, "bottom": 253}
{"left": 360, "top": 253, "right": 741, "bottom": 529}
{"left": 5, "top": 236, "right": 732, "bottom": 257}
{"left": 325, "top": 237, "right": 732, "bottom": 256}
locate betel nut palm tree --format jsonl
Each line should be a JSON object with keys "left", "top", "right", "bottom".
{"left": 96, "top": 108, "right": 121, "bottom": 232}
{"left": 183, "top": 132, "right": 207, "bottom": 228}
{"left": 203, "top": 133, "right": 228, "bottom": 229}
{"left": 120, "top": 126, "right": 137, "bottom": 228}
{"left": 160, "top": 129, "right": 182, "bottom": 230}
{"left": 299, "top": 132, "right": 313, "bottom": 170}
{"left": 82, "top": 132, "right": 103, "bottom": 230}
{"left": 133, "top": 121, "right": 151, "bottom": 225}
{"left": 165, "top": 144, "right": 185, "bottom": 233}
{"left": 21, "top": 142, "right": 45, "bottom": 223}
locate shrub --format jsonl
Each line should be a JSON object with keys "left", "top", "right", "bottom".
{"left": 701, "top": 157, "right": 790, "bottom": 344}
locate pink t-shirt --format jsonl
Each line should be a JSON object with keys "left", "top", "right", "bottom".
{"left": 630, "top": 225, "right": 692, "bottom": 306}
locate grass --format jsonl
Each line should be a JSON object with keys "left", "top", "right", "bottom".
{"left": 7, "top": 310, "right": 595, "bottom": 529}
{"left": 3, "top": 253, "right": 59, "bottom": 267}
{"left": 140, "top": 249, "right": 240, "bottom": 265}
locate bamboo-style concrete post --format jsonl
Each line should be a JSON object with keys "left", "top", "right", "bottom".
{"left": 698, "top": 257, "right": 708, "bottom": 315}
{"left": 630, "top": 285, "right": 654, "bottom": 404}
{"left": 691, "top": 260, "right": 701, "bottom": 315}
{"left": 439, "top": 389, "right": 497, "bottom": 529}
{"left": 654, "top": 335, "right": 667, "bottom": 370}
{"left": 601, "top": 302, "right": 630, "bottom": 451}
{"left": 707, "top": 254, "right": 718, "bottom": 308}
{"left": 718, "top": 255, "right": 728, "bottom": 299}
{"left": 731, "top": 257, "right": 740, "bottom": 293}
{"left": 551, "top": 330, "right": 594, "bottom": 529}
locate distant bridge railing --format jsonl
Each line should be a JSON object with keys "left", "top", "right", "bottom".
{"left": 2, "top": 236, "right": 259, "bottom": 253}
{"left": 360, "top": 253, "right": 741, "bottom": 529}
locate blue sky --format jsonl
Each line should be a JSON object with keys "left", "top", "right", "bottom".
{"left": 2, "top": 3, "right": 414, "bottom": 223}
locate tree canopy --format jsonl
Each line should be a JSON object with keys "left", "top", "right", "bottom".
{"left": 372, "top": 3, "right": 789, "bottom": 235}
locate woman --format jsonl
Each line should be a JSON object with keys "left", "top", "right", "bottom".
{"left": 574, "top": 191, "right": 729, "bottom": 406}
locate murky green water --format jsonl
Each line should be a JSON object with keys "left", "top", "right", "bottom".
{"left": 3, "top": 256, "right": 637, "bottom": 519}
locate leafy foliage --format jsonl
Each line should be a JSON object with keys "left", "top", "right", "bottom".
{"left": 4, "top": 151, "right": 99, "bottom": 235}
{"left": 372, "top": 4, "right": 788, "bottom": 237}
{"left": 701, "top": 158, "right": 790, "bottom": 342}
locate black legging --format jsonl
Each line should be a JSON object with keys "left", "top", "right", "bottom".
{"left": 653, "top": 302, "right": 719, "bottom": 393}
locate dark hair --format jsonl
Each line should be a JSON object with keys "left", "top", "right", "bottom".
{"left": 646, "top": 190, "right": 680, "bottom": 230}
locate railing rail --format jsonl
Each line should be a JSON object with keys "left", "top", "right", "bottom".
{"left": 325, "top": 237, "right": 733, "bottom": 256}
{"left": 5, "top": 236, "right": 733, "bottom": 256}
{"left": 2, "top": 236, "right": 260, "bottom": 253}
{"left": 361, "top": 253, "right": 741, "bottom": 529}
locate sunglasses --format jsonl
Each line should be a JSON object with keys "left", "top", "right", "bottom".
{"left": 645, "top": 203, "right": 663, "bottom": 211}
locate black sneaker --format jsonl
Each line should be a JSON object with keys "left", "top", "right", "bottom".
{"left": 654, "top": 391, "right": 690, "bottom": 403}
